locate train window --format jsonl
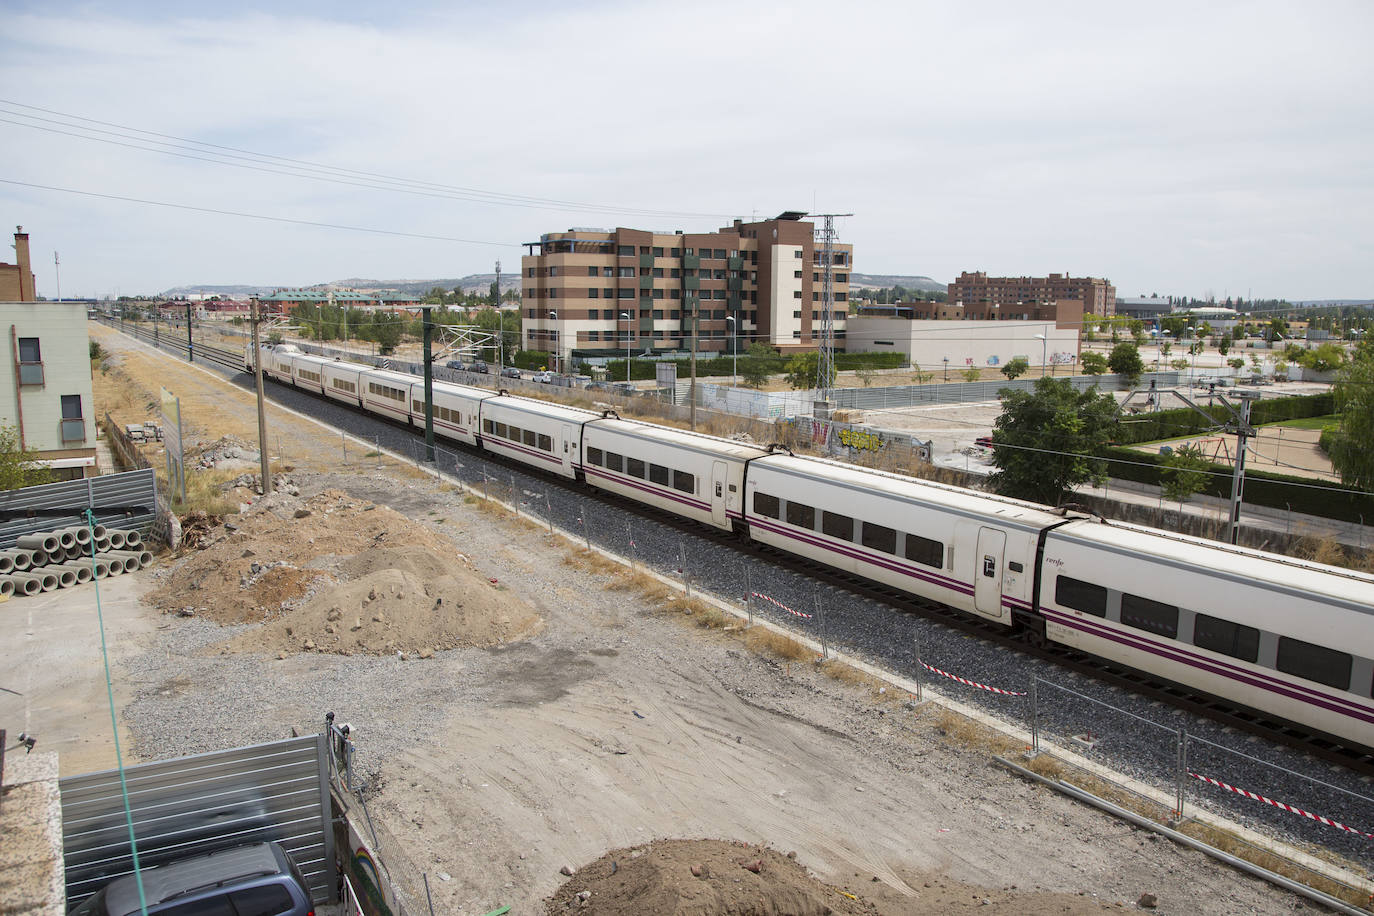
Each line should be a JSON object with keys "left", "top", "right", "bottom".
{"left": 1055, "top": 577, "right": 1106, "bottom": 617}
{"left": 649, "top": 464, "right": 670, "bottom": 486}
{"left": 904, "top": 534, "right": 943, "bottom": 569}
{"left": 1121, "top": 594, "right": 1179, "bottom": 639}
{"left": 586, "top": 447, "right": 603, "bottom": 466}
{"left": 753, "top": 492, "right": 780, "bottom": 519}
{"left": 822, "top": 511, "right": 854, "bottom": 542}
{"left": 523, "top": 429, "right": 537, "bottom": 446}
{"left": 538, "top": 434, "right": 552, "bottom": 451}
{"left": 605, "top": 452, "right": 624, "bottom": 473}
{"left": 1192, "top": 614, "right": 1260, "bottom": 663}
{"left": 781, "top": 502, "right": 811, "bottom": 529}
{"left": 495, "top": 422, "right": 508, "bottom": 438}
{"left": 1276, "top": 638, "right": 1351, "bottom": 690}
{"left": 862, "top": 523, "right": 897, "bottom": 555}
{"left": 413, "top": 400, "right": 424, "bottom": 413}
{"left": 483, "top": 419, "right": 494, "bottom": 434}
{"left": 626, "top": 457, "right": 646, "bottom": 479}
{"left": 1008, "top": 561, "right": 1024, "bottom": 573}
{"left": 673, "top": 470, "right": 695, "bottom": 493}
{"left": 508, "top": 426, "right": 522, "bottom": 441}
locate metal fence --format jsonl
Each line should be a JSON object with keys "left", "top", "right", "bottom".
{"left": 0, "top": 467, "right": 157, "bottom": 549}
{"left": 60, "top": 734, "right": 336, "bottom": 907}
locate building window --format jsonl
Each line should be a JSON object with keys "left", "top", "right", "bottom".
{"left": 60, "top": 394, "right": 84, "bottom": 443}
{"left": 17, "top": 337, "right": 43, "bottom": 386}
{"left": 652, "top": 247, "right": 664, "bottom": 257}
{"left": 602, "top": 266, "right": 614, "bottom": 277}
{"left": 794, "top": 270, "right": 803, "bottom": 278}
{"left": 587, "top": 266, "right": 599, "bottom": 277}
{"left": 604, "top": 288, "right": 614, "bottom": 298}
{"left": 793, "top": 250, "right": 802, "bottom": 258}
{"left": 793, "top": 291, "right": 802, "bottom": 299}
{"left": 618, "top": 245, "right": 634, "bottom": 256}
{"left": 589, "top": 288, "right": 600, "bottom": 298}
{"left": 618, "top": 289, "right": 634, "bottom": 299}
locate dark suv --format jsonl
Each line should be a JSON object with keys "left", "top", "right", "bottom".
{"left": 70, "top": 842, "right": 314, "bottom": 916}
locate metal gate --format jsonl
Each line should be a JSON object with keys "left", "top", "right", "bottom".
{"left": 60, "top": 734, "right": 335, "bottom": 908}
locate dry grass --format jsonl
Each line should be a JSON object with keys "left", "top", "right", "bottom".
{"left": 927, "top": 708, "right": 1022, "bottom": 756}
{"left": 743, "top": 626, "right": 812, "bottom": 662}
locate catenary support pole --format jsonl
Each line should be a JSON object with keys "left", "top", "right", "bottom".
{"left": 422, "top": 307, "right": 435, "bottom": 462}
{"left": 250, "top": 300, "right": 273, "bottom": 496}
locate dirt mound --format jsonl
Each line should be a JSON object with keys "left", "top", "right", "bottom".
{"left": 148, "top": 487, "right": 542, "bottom": 656}
{"left": 544, "top": 839, "right": 878, "bottom": 916}
{"left": 226, "top": 561, "right": 540, "bottom": 656}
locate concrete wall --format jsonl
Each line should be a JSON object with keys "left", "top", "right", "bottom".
{"left": 844, "top": 316, "right": 1079, "bottom": 374}
{"left": 0, "top": 302, "right": 97, "bottom": 475}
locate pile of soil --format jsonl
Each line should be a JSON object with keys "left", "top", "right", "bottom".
{"left": 148, "top": 488, "right": 542, "bottom": 657}
{"left": 544, "top": 839, "right": 878, "bottom": 915}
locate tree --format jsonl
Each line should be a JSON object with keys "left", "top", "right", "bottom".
{"left": 1299, "top": 342, "right": 1347, "bottom": 373}
{"left": 1327, "top": 352, "right": 1374, "bottom": 489}
{"left": 1170, "top": 358, "right": 1189, "bottom": 371}
{"left": 1000, "top": 356, "right": 1030, "bottom": 381}
{"left": 1107, "top": 342, "right": 1144, "bottom": 383}
{"left": 1228, "top": 357, "right": 1246, "bottom": 371}
{"left": 1160, "top": 444, "right": 1210, "bottom": 508}
{"left": 988, "top": 377, "right": 1118, "bottom": 506}
{"left": 0, "top": 425, "right": 52, "bottom": 491}
{"left": 1217, "top": 334, "right": 1231, "bottom": 357}
{"left": 783, "top": 351, "right": 834, "bottom": 390}
{"left": 856, "top": 367, "right": 876, "bottom": 387}
{"left": 911, "top": 363, "right": 933, "bottom": 384}
{"left": 372, "top": 312, "right": 405, "bottom": 354}
{"left": 962, "top": 366, "right": 981, "bottom": 382}
{"left": 741, "top": 343, "right": 776, "bottom": 388}
{"left": 1080, "top": 351, "right": 1109, "bottom": 375}
{"left": 1129, "top": 320, "right": 1146, "bottom": 345}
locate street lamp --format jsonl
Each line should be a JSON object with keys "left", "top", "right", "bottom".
{"left": 620, "top": 311, "right": 632, "bottom": 383}
{"left": 548, "top": 310, "right": 557, "bottom": 374}
{"left": 725, "top": 315, "right": 737, "bottom": 387}
{"left": 1034, "top": 333, "right": 1047, "bottom": 377}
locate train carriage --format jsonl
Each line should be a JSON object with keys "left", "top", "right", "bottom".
{"left": 408, "top": 380, "right": 493, "bottom": 448}
{"left": 285, "top": 353, "right": 330, "bottom": 396}
{"left": 357, "top": 367, "right": 420, "bottom": 424}
{"left": 476, "top": 394, "right": 597, "bottom": 480}
{"left": 319, "top": 360, "right": 364, "bottom": 407}
{"left": 745, "top": 455, "right": 1063, "bottom": 624}
{"left": 580, "top": 418, "right": 770, "bottom": 532}
{"left": 1041, "top": 521, "right": 1374, "bottom": 748}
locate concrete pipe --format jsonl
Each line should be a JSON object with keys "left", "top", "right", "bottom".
{"left": 97, "top": 555, "right": 126, "bottom": 575}
{"left": 104, "top": 549, "right": 153, "bottom": 569}
{"left": 63, "top": 525, "right": 92, "bottom": 546}
{"left": 90, "top": 523, "right": 107, "bottom": 541}
{"left": 17, "top": 533, "right": 59, "bottom": 554}
{"left": 94, "top": 537, "right": 111, "bottom": 553}
{"left": 0, "top": 553, "right": 13, "bottom": 575}
{"left": 106, "top": 530, "right": 127, "bottom": 550}
{"left": 5, "top": 573, "right": 39, "bottom": 596}
{"left": 53, "top": 562, "right": 94, "bottom": 584}
{"left": 11, "top": 569, "right": 59, "bottom": 592}
{"left": 53, "top": 568, "right": 77, "bottom": 588}
{"left": 0, "top": 576, "right": 13, "bottom": 597}
{"left": 28, "top": 549, "right": 51, "bottom": 568}
{"left": 120, "top": 529, "right": 143, "bottom": 549}
{"left": 55, "top": 528, "right": 76, "bottom": 550}
{"left": 0, "top": 549, "right": 34, "bottom": 572}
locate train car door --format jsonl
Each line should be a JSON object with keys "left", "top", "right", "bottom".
{"left": 974, "top": 527, "right": 1006, "bottom": 619}
{"left": 561, "top": 425, "right": 573, "bottom": 473}
{"left": 710, "top": 461, "right": 727, "bottom": 527}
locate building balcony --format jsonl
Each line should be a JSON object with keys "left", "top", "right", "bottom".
{"left": 18, "top": 361, "right": 43, "bottom": 386}
{"left": 60, "top": 417, "right": 85, "bottom": 444}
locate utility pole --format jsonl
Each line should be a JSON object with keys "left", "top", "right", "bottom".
{"left": 53, "top": 251, "right": 61, "bottom": 302}
{"left": 1227, "top": 392, "right": 1258, "bottom": 545}
{"left": 250, "top": 299, "right": 273, "bottom": 496}
{"left": 422, "top": 306, "right": 435, "bottom": 462}
{"left": 185, "top": 301, "right": 194, "bottom": 363}
{"left": 493, "top": 259, "right": 502, "bottom": 309}
{"left": 808, "top": 212, "right": 852, "bottom": 409}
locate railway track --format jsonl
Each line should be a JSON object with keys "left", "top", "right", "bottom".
{"left": 102, "top": 318, "right": 1374, "bottom": 790}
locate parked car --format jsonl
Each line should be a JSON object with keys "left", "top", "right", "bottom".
{"left": 501, "top": 366, "right": 522, "bottom": 379}
{"left": 532, "top": 370, "right": 554, "bottom": 383}
{"left": 70, "top": 842, "right": 313, "bottom": 916}
{"left": 444, "top": 359, "right": 466, "bottom": 370}
{"left": 471, "top": 360, "right": 489, "bottom": 374}
{"left": 974, "top": 436, "right": 994, "bottom": 450}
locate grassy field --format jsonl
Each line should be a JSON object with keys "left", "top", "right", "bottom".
{"left": 1259, "top": 414, "right": 1338, "bottom": 430}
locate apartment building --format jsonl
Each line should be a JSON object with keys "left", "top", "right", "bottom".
{"left": 0, "top": 301, "right": 97, "bottom": 478}
{"left": 520, "top": 213, "right": 852, "bottom": 365}
{"left": 0, "top": 226, "right": 37, "bottom": 302}
{"left": 948, "top": 271, "right": 1116, "bottom": 321}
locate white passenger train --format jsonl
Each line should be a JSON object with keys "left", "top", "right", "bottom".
{"left": 248, "top": 344, "right": 1374, "bottom": 750}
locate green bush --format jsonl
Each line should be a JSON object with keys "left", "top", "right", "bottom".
{"left": 1109, "top": 394, "right": 1334, "bottom": 446}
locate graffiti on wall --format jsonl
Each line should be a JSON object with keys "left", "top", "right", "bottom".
{"left": 838, "top": 428, "right": 884, "bottom": 452}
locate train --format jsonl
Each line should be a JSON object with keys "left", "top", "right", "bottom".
{"left": 247, "top": 343, "right": 1374, "bottom": 750}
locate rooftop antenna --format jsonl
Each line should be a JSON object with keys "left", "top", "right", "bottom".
{"left": 53, "top": 251, "right": 61, "bottom": 302}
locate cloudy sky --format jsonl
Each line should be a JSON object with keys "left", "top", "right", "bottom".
{"left": 2, "top": 1, "right": 1370, "bottom": 300}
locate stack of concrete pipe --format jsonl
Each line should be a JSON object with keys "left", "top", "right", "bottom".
{"left": 0, "top": 525, "right": 153, "bottom": 597}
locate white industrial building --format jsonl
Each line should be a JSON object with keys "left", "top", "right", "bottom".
{"left": 0, "top": 301, "right": 98, "bottom": 478}
{"left": 843, "top": 316, "right": 1079, "bottom": 376}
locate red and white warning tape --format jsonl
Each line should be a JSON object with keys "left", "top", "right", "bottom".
{"left": 1190, "top": 772, "right": 1374, "bottom": 839}
{"left": 920, "top": 661, "right": 1026, "bottom": 697}
{"left": 750, "top": 592, "right": 812, "bottom": 619}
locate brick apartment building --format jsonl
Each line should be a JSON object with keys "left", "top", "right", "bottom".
{"left": 0, "top": 226, "right": 37, "bottom": 302}
{"left": 947, "top": 271, "right": 1116, "bottom": 323}
{"left": 520, "top": 213, "right": 852, "bottom": 365}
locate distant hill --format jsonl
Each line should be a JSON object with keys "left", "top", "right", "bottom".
{"left": 848, "top": 273, "right": 944, "bottom": 293}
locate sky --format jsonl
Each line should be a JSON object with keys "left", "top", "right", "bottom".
{"left": 1, "top": 0, "right": 1371, "bottom": 300}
